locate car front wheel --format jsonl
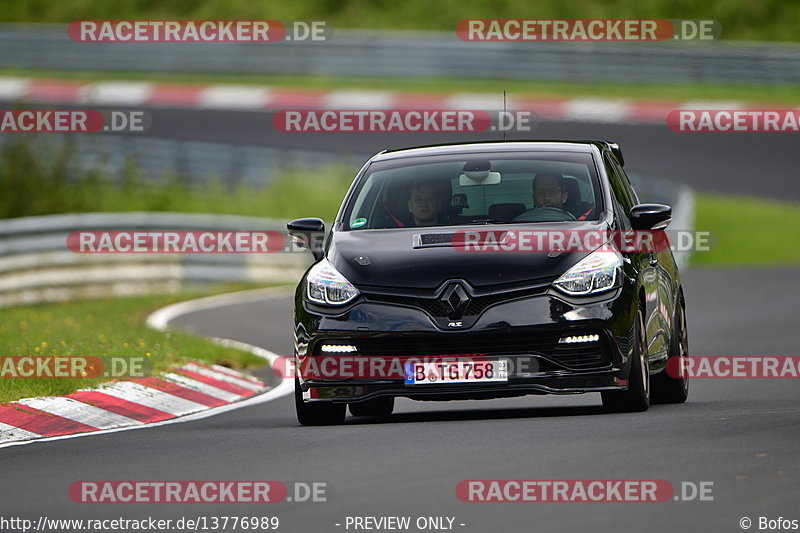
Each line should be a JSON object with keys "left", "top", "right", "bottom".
{"left": 651, "top": 298, "right": 689, "bottom": 404}
{"left": 295, "top": 378, "right": 346, "bottom": 426}
{"left": 602, "top": 305, "right": 650, "bottom": 412}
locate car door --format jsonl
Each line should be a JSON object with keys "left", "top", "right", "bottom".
{"left": 603, "top": 153, "right": 667, "bottom": 365}
{"left": 613, "top": 157, "right": 677, "bottom": 369}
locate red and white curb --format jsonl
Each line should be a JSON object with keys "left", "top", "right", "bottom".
{"left": 0, "top": 288, "right": 294, "bottom": 448}
{"left": 0, "top": 76, "right": 750, "bottom": 125}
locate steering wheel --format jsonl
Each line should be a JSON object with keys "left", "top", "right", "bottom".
{"left": 512, "top": 206, "right": 576, "bottom": 222}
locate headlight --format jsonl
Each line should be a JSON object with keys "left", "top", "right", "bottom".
{"left": 553, "top": 250, "right": 622, "bottom": 296}
{"left": 306, "top": 259, "right": 360, "bottom": 305}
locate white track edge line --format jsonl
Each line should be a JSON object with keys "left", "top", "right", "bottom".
{"left": 147, "top": 286, "right": 294, "bottom": 330}
{"left": 0, "top": 288, "right": 294, "bottom": 449}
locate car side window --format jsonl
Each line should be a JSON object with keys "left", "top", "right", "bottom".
{"left": 611, "top": 158, "right": 640, "bottom": 205}
{"left": 604, "top": 155, "right": 633, "bottom": 230}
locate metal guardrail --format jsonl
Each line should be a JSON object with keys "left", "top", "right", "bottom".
{"left": 0, "top": 25, "right": 798, "bottom": 84}
{"left": 0, "top": 212, "right": 312, "bottom": 307}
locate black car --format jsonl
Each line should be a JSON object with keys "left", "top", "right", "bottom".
{"left": 288, "top": 141, "right": 689, "bottom": 425}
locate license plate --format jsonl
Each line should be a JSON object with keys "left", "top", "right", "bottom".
{"left": 404, "top": 360, "right": 508, "bottom": 385}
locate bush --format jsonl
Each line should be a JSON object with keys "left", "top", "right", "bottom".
{"left": 0, "top": 135, "right": 354, "bottom": 220}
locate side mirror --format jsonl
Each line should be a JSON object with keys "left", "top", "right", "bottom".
{"left": 287, "top": 218, "right": 325, "bottom": 261}
{"left": 630, "top": 204, "right": 671, "bottom": 231}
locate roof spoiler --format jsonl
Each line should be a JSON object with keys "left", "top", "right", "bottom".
{"left": 607, "top": 142, "right": 625, "bottom": 167}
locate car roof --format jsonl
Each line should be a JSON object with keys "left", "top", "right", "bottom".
{"left": 371, "top": 140, "right": 611, "bottom": 162}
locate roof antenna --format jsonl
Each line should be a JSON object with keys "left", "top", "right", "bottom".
{"left": 502, "top": 90, "right": 507, "bottom": 142}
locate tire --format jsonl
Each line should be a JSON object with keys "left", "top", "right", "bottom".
{"left": 651, "top": 298, "right": 689, "bottom": 404}
{"left": 295, "top": 378, "right": 346, "bottom": 426}
{"left": 602, "top": 305, "right": 650, "bottom": 412}
{"left": 349, "top": 397, "right": 395, "bottom": 417}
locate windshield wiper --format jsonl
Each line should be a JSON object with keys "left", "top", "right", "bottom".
{"left": 465, "top": 218, "right": 523, "bottom": 225}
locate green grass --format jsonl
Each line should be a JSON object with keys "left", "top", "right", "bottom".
{"left": 1, "top": 0, "right": 799, "bottom": 42}
{"left": 0, "top": 135, "right": 355, "bottom": 221}
{"left": 3, "top": 68, "right": 800, "bottom": 106}
{"left": 692, "top": 193, "right": 800, "bottom": 266}
{"left": 0, "top": 284, "right": 281, "bottom": 403}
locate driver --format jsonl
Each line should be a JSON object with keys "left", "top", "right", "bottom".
{"left": 407, "top": 180, "right": 444, "bottom": 226}
{"left": 532, "top": 172, "right": 568, "bottom": 209}
{"left": 512, "top": 172, "right": 575, "bottom": 222}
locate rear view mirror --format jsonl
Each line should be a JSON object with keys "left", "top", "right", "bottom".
{"left": 459, "top": 171, "right": 501, "bottom": 186}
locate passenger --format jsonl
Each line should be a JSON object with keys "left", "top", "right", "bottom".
{"left": 407, "top": 181, "right": 444, "bottom": 226}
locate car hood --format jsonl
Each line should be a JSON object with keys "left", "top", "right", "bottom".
{"left": 327, "top": 223, "right": 604, "bottom": 290}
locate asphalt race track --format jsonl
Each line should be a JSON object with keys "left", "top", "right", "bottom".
{"left": 2, "top": 267, "right": 799, "bottom": 532}
{"left": 2, "top": 106, "right": 799, "bottom": 532}
{"left": 140, "top": 108, "right": 800, "bottom": 200}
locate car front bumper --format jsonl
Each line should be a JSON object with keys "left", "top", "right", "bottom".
{"left": 294, "top": 284, "right": 638, "bottom": 403}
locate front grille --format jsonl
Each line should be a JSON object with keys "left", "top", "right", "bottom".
{"left": 357, "top": 330, "right": 559, "bottom": 356}
{"left": 336, "top": 330, "right": 611, "bottom": 370}
{"left": 363, "top": 286, "right": 547, "bottom": 319}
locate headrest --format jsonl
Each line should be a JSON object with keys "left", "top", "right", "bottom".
{"left": 488, "top": 202, "right": 526, "bottom": 221}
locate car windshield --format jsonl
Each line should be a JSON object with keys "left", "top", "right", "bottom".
{"left": 342, "top": 151, "right": 602, "bottom": 230}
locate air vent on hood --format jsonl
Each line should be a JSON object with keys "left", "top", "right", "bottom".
{"left": 420, "top": 233, "right": 455, "bottom": 245}
{"left": 413, "top": 233, "right": 455, "bottom": 248}
{"left": 413, "top": 231, "right": 511, "bottom": 249}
